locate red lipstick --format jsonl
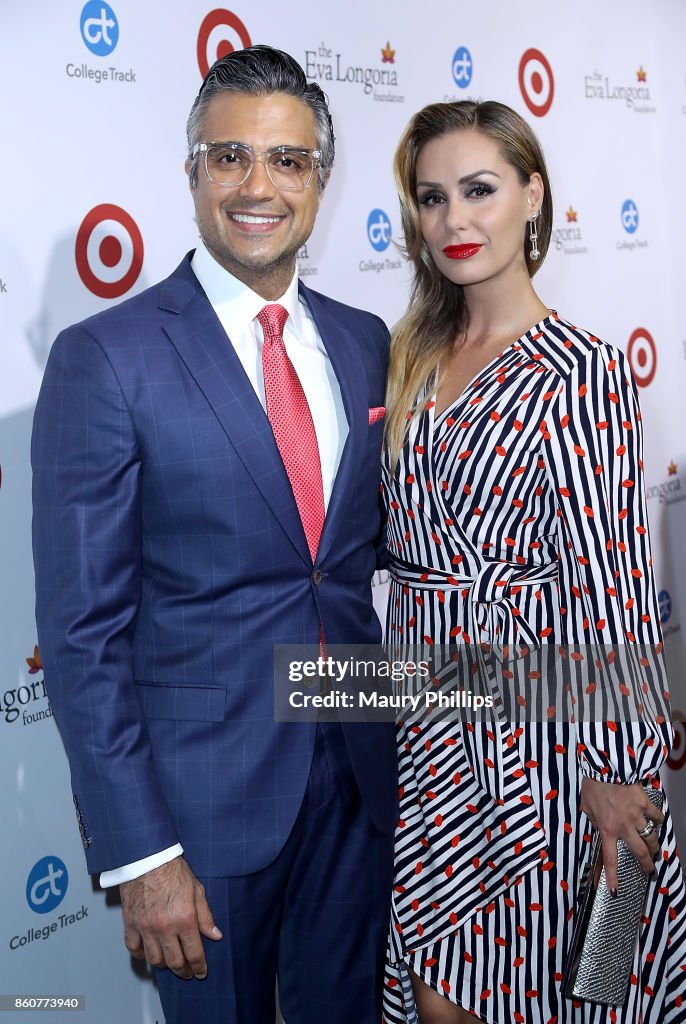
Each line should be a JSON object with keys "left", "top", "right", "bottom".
{"left": 442, "top": 244, "right": 482, "bottom": 260}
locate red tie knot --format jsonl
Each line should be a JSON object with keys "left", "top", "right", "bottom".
{"left": 257, "top": 303, "right": 289, "bottom": 344}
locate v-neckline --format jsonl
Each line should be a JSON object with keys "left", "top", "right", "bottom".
{"left": 430, "top": 312, "right": 555, "bottom": 430}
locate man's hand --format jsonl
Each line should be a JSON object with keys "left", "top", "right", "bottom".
{"left": 120, "top": 857, "right": 222, "bottom": 979}
{"left": 580, "top": 777, "right": 664, "bottom": 894}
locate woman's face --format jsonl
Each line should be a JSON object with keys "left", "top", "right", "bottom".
{"left": 415, "top": 128, "right": 542, "bottom": 289}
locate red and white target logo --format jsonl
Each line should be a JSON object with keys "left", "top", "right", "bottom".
{"left": 518, "top": 48, "right": 554, "bottom": 117}
{"left": 197, "top": 9, "right": 251, "bottom": 78}
{"left": 75, "top": 204, "right": 144, "bottom": 299}
{"left": 667, "top": 709, "right": 686, "bottom": 772}
{"left": 627, "top": 327, "right": 657, "bottom": 388}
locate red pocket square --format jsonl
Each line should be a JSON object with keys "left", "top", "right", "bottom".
{"left": 368, "top": 406, "right": 386, "bottom": 425}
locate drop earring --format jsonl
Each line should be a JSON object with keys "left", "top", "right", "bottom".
{"left": 529, "top": 211, "right": 540, "bottom": 261}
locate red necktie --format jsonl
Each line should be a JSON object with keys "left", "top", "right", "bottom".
{"left": 258, "top": 304, "right": 325, "bottom": 562}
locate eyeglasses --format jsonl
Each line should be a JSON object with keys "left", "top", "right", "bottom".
{"left": 192, "top": 141, "right": 321, "bottom": 191}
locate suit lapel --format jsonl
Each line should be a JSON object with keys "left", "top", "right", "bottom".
{"left": 160, "top": 257, "right": 312, "bottom": 566}
{"left": 300, "top": 283, "right": 368, "bottom": 565}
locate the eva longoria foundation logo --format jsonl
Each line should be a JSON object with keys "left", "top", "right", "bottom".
{"left": 646, "top": 461, "right": 684, "bottom": 506}
{"left": 0, "top": 647, "right": 51, "bottom": 727}
{"left": 584, "top": 64, "right": 655, "bottom": 113}
{"left": 304, "top": 41, "right": 404, "bottom": 103}
{"left": 381, "top": 42, "right": 395, "bottom": 64}
{"left": 196, "top": 9, "right": 251, "bottom": 78}
{"left": 551, "top": 205, "right": 587, "bottom": 255}
{"left": 66, "top": 2, "right": 135, "bottom": 85}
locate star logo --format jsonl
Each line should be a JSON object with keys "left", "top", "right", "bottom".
{"left": 566, "top": 206, "right": 578, "bottom": 223}
{"left": 381, "top": 41, "right": 395, "bottom": 64}
{"left": 26, "top": 645, "right": 43, "bottom": 674}
{"left": 636, "top": 66, "right": 647, "bottom": 83}
{"left": 668, "top": 460, "right": 678, "bottom": 476}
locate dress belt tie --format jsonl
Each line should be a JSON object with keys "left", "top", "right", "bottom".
{"left": 388, "top": 558, "right": 559, "bottom": 802}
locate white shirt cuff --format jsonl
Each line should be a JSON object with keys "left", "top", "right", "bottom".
{"left": 99, "top": 844, "right": 184, "bottom": 888}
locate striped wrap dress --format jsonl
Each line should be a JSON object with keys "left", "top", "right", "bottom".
{"left": 381, "top": 314, "right": 686, "bottom": 1024}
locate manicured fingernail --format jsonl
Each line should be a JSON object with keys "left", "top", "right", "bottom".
{"left": 610, "top": 887, "right": 618, "bottom": 898}
{"left": 212, "top": 926, "right": 222, "bottom": 938}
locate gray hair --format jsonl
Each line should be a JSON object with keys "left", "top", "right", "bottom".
{"left": 186, "top": 44, "right": 335, "bottom": 192}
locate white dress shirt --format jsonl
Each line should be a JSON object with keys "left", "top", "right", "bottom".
{"left": 99, "top": 243, "right": 348, "bottom": 888}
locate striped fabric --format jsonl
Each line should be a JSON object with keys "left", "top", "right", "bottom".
{"left": 381, "top": 314, "right": 686, "bottom": 1023}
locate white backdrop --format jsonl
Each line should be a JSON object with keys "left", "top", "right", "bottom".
{"left": 2, "top": 2, "right": 686, "bottom": 1021}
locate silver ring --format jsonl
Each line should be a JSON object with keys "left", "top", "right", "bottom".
{"left": 637, "top": 820, "right": 655, "bottom": 839}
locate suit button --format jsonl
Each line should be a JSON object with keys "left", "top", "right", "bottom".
{"left": 312, "top": 569, "right": 323, "bottom": 586}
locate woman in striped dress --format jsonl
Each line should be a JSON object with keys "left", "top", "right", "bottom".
{"left": 382, "top": 100, "right": 686, "bottom": 1024}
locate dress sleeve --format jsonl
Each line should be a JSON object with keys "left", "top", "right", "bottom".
{"left": 542, "top": 341, "right": 672, "bottom": 784}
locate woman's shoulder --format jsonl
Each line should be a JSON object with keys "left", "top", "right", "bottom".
{"left": 533, "top": 312, "right": 629, "bottom": 382}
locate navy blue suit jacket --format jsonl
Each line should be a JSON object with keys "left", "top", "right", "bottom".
{"left": 31, "top": 253, "right": 397, "bottom": 876}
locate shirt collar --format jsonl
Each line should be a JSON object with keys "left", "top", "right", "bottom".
{"left": 190, "top": 242, "right": 303, "bottom": 335}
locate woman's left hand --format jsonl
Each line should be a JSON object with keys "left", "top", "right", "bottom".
{"left": 580, "top": 776, "right": 664, "bottom": 893}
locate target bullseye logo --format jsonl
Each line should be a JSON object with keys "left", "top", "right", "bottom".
{"left": 518, "top": 48, "right": 554, "bottom": 117}
{"left": 75, "top": 204, "right": 144, "bottom": 299}
{"left": 197, "top": 10, "right": 252, "bottom": 78}
{"left": 627, "top": 327, "right": 657, "bottom": 388}
{"left": 667, "top": 710, "right": 686, "bottom": 772}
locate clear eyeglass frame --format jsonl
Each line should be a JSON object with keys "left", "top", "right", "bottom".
{"left": 192, "top": 141, "right": 321, "bottom": 191}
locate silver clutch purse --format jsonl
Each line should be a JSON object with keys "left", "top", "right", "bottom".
{"left": 561, "top": 784, "right": 663, "bottom": 1006}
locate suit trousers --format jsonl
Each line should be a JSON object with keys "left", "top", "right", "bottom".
{"left": 155, "top": 721, "right": 394, "bottom": 1024}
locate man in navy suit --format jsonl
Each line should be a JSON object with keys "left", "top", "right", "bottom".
{"left": 32, "top": 46, "right": 396, "bottom": 1024}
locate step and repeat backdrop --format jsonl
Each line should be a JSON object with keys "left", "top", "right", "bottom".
{"left": 2, "top": 1, "right": 686, "bottom": 1020}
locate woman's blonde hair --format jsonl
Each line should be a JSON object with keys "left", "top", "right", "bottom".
{"left": 385, "top": 100, "right": 553, "bottom": 464}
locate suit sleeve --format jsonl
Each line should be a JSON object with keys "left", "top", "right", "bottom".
{"left": 542, "top": 343, "right": 672, "bottom": 784}
{"left": 32, "top": 327, "right": 179, "bottom": 872}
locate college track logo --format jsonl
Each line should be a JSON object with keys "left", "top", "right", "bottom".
{"left": 75, "top": 204, "right": 144, "bottom": 299}
{"left": 451, "top": 46, "right": 473, "bottom": 89}
{"left": 68, "top": 1, "right": 134, "bottom": 85}
{"left": 197, "top": 10, "right": 252, "bottom": 78}
{"left": 518, "top": 48, "right": 554, "bottom": 117}
{"left": 360, "top": 209, "right": 399, "bottom": 274}
{"left": 26, "top": 856, "right": 69, "bottom": 915}
{"left": 616, "top": 197, "right": 647, "bottom": 253}
{"left": 627, "top": 327, "right": 656, "bottom": 387}
{"left": 80, "top": 1, "right": 118, "bottom": 56}
{"left": 621, "top": 199, "right": 639, "bottom": 234}
{"left": 659, "top": 589, "right": 672, "bottom": 626}
{"left": 367, "top": 209, "right": 392, "bottom": 253}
